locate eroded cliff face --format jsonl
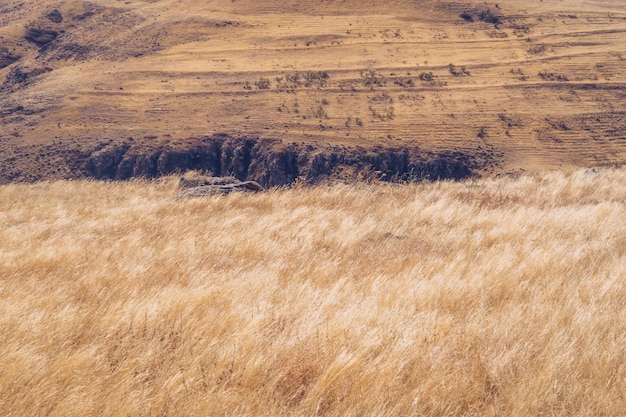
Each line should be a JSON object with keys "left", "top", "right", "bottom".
{"left": 0, "top": 135, "right": 497, "bottom": 186}
{"left": 79, "top": 136, "right": 492, "bottom": 186}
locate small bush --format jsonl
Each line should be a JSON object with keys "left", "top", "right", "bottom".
{"left": 313, "top": 105, "right": 328, "bottom": 119}
{"left": 304, "top": 71, "right": 330, "bottom": 88}
{"left": 361, "top": 69, "right": 383, "bottom": 88}
{"left": 538, "top": 71, "right": 569, "bottom": 82}
{"left": 460, "top": 12, "right": 474, "bottom": 22}
{"left": 478, "top": 9, "right": 501, "bottom": 25}
{"left": 394, "top": 78, "right": 414, "bottom": 88}
{"left": 255, "top": 77, "right": 271, "bottom": 89}
{"left": 419, "top": 72, "right": 434, "bottom": 82}
{"left": 449, "top": 64, "right": 470, "bottom": 77}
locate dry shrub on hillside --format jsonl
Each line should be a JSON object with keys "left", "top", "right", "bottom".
{"left": 0, "top": 168, "right": 624, "bottom": 416}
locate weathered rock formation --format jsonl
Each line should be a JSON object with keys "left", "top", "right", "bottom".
{"left": 79, "top": 136, "right": 488, "bottom": 186}
{"left": 0, "top": 135, "right": 498, "bottom": 186}
{"left": 175, "top": 176, "right": 264, "bottom": 199}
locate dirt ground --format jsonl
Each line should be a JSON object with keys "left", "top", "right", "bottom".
{"left": 1, "top": 0, "right": 625, "bottom": 182}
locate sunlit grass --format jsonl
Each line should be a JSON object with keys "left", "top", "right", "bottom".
{"left": 0, "top": 168, "right": 624, "bottom": 416}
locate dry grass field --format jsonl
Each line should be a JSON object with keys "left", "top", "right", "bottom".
{"left": 1, "top": 0, "right": 625, "bottom": 181}
{"left": 1, "top": 167, "right": 624, "bottom": 416}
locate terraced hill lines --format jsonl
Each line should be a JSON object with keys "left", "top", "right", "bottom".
{"left": 0, "top": 0, "right": 625, "bottom": 183}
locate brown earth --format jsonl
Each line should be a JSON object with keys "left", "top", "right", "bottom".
{"left": 1, "top": 0, "right": 625, "bottom": 185}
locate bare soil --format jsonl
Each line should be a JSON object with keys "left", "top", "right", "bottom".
{"left": 1, "top": 0, "right": 625, "bottom": 184}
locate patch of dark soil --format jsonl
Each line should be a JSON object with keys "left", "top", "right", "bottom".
{"left": 0, "top": 105, "right": 29, "bottom": 116}
{"left": 24, "top": 28, "right": 59, "bottom": 47}
{"left": 45, "top": 9, "right": 63, "bottom": 23}
{"left": 72, "top": 2, "right": 104, "bottom": 21}
{"left": 2, "top": 65, "right": 53, "bottom": 89}
{"left": 0, "top": 50, "right": 20, "bottom": 70}
{"left": 51, "top": 43, "right": 97, "bottom": 61}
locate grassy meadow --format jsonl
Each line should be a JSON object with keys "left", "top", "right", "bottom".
{"left": 0, "top": 168, "right": 625, "bottom": 416}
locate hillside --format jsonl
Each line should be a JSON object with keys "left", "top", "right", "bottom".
{"left": 1, "top": 168, "right": 624, "bottom": 416}
{"left": 1, "top": 0, "right": 625, "bottom": 183}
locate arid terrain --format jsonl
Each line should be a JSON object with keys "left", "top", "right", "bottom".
{"left": 1, "top": 168, "right": 624, "bottom": 416}
{"left": 1, "top": 0, "right": 625, "bottom": 184}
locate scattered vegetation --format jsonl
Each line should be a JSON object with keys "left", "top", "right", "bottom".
{"left": 459, "top": 8, "right": 502, "bottom": 25}
{"left": 360, "top": 69, "right": 384, "bottom": 88}
{"left": 345, "top": 116, "right": 363, "bottom": 128}
{"left": 460, "top": 12, "right": 474, "bottom": 22}
{"left": 528, "top": 43, "right": 547, "bottom": 55}
{"left": 276, "top": 71, "right": 331, "bottom": 92}
{"left": 510, "top": 68, "right": 528, "bottom": 81}
{"left": 448, "top": 63, "right": 471, "bottom": 77}
{"left": 418, "top": 71, "right": 434, "bottom": 82}
{"left": 393, "top": 78, "right": 414, "bottom": 88}
{"left": 303, "top": 71, "right": 330, "bottom": 88}
{"left": 478, "top": 8, "right": 502, "bottom": 25}
{"left": 1, "top": 168, "right": 625, "bottom": 416}
{"left": 369, "top": 105, "right": 395, "bottom": 121}
{"left": 255, "top": 77, "right": 271, "bottom": 89}
{"left": 24, "top": 27, "right": 59, "bottom": 47}
{"left": 498, "top": 113, "right": 523, "bottom": 128}
{"left": 313, "top": 104, "right": 328, "bottom": 119}
{"left": 487, "top": 30, "right": 508, "bottom": 39}
{"left": 538, "top": 71, "right": 569, "bottom": 82}
{"left": 546, "top": 117, "right": 571, "bottom": 131}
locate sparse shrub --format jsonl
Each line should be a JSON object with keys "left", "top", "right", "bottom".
{"left": 449, "top": 64, "right": 470, "bottom": 76}
{"left": 538, "top": 71, "right": 569, "bottom": 82}
{"left": 361, "top": 69, "right": 383, "bottom": 88}
{"left": 286, "top": 72, "right": 301, "bottom": 84}
{"left": 528, "top": 44, "right": 546, "bottom": 55}
{"left": 546, "top": 118, "right": 570, "bottom": 131}
{"left": 499, "top": 113, "right": 523, "bottom": 128}
{"left": 394, "top": 78, "right": 414, "bottom": 88}
{"left": 460, "top": 12, "right": 474, "bottom": 22}
{"left": 385, "top": 106, "right": 395, "bottom": 120}
{"left": 304, "top": 71, "right": 330, "bottom": 88}
{"left": 369, "top": 105, "right": 395, "bottom": 121}
{"left": 478, "top": 9, "right": 501, "bottom": 25}
{"left": 255, "top": 77, "right": 271, "bottom": 89}
{"left": 313, "top": 105, "right": 328, "bottom": 119}
{"left": 510, "top": 68, "right": 528, "bottom": 81}
{"left": 419, "top": 72, "right": 434, "bottom": 82}
{"left": 487, "top": 30, "right": 508, "bottom": 39}
{"left": 370, "top": 92, "right": 393, "bottom": 104}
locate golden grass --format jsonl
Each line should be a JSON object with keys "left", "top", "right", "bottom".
{"left": 0, "top": 168, "right": 625, "bottom": 416}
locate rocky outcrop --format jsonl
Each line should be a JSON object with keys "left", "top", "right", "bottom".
{"left": 78, "top": 136, "right": 486, "bottom": 186}
{"left": 175, "top": 176, "right": 264, "bottom": 199}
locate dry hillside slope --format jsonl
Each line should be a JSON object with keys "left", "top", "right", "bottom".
{"left": 1, "top": 0, "right": 625, "bottom": 183}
